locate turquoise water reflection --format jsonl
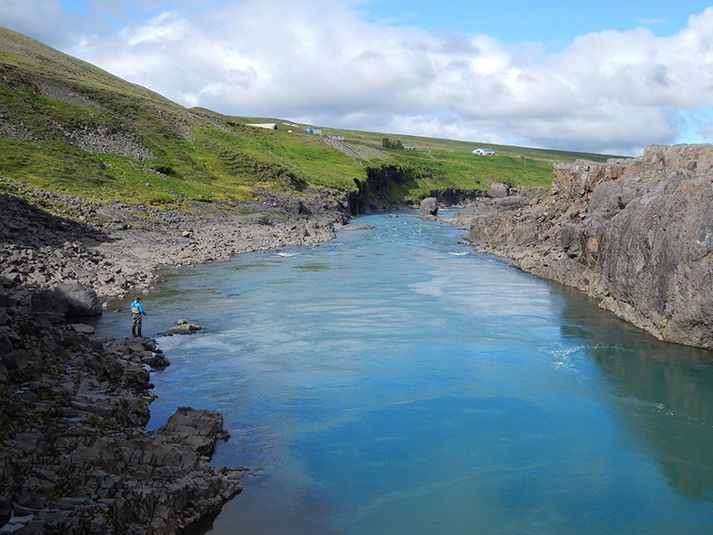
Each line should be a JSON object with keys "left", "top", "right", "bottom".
{"left": 97, "top": 211, "right": 713, "bottom": 534}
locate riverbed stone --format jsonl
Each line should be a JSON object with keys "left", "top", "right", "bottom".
{"left": 70, "top": 323, "right": 95, "bottom": 334}
{"left": 162, "top": 320, "right": 202, "bottom": 336}
{"left": 419, "top": 197, "right": 439, "bottom": 220}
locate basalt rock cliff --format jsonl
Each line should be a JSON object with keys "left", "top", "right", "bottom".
{"left": 457, "top": 144, "right": 713, "bottom": 349}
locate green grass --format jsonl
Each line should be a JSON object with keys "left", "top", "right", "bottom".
{"left": 374, "top": 149, "right": 554, "bottom": 200}
{"left": 322, "top": 125, "right": 618, "bottom": 163}
{"left": 0, "top": 27, "right": 620, "bottom": 207}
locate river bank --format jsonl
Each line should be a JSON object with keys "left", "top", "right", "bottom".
{"left": 1, "top": 178, "right": 352, "bottom": 299}
{"left": 0, "top": 180, "right": 352, "bottom": 533}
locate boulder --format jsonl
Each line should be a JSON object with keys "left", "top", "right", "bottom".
{"left": 69, "top": 323, "right": 95, "bottom": 335}
{"left": 419, "top": 197, "right": 439, "bottom": 220}
{"left": 488, "top": 182, "right": 510, "bottom": 198}
{"left": 162, "top": 407, "right": 228, "bottom": 457}
{"left": 2, "top": 349, "right": 29, "bottom": 371}
{"left": 53, "top": 283, "right": 102, "bottom": 318}
{"left": 162, "top": 320, "right": 202, "bottom": 336}
{"left": 30, "top": 289, "right": 69, "bottom": 321}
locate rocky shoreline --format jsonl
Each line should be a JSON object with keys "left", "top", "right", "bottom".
{"left": 1, "top": 177, "right": 352, "bottom": 298}
{"left": 451, "top": 144, "right": 713, "bottom": 349}
{"left": 0, "top": 180, "right": 352, "bottom": 533}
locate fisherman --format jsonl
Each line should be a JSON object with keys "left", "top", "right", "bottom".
{"left": 130, "top": 297, "right": 147, "bottom": 337}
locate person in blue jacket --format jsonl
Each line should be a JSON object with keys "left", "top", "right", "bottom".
{"left": 130, "top": 297, "right": 147, "bottom": 337}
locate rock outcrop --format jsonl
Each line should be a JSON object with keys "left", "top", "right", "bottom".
{"left": 0, "top": 278, "right": 242, "bottom": 533}
{"left": 162, "top": 319, "right": 202, "bottom": 336}
{"left": 488, "top": 182, "right": 510, "bottom": 198}
{"left": 54, "top": 282, "right": 103, "bottom": 318}
{"left": 419, "top": 197, "right": 439, "bottom": 220}
{"left": 455, "top": 144, "right": 713, "bottom": 349}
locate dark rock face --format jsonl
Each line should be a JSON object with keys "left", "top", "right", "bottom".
{"left": 0, "top": 281, "right": 241, "bottom": 533}
{"left": 419, "top": 197, "right": 439, "bottom": 220}
{"left": 54, "top": 282, "right": 103, "bottom": 318}
{"left": 349, "top": 165, "right": 414, "bottom": 214}
{"left": 458, "top": 144, "right": 713, "bottom": 349}
{"left": 429, "top": 187, "right": 483, "bottom": 206}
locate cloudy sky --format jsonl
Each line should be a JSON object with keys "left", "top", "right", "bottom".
{"left": 2, "top": 0, "right": 713, "bottom": 155}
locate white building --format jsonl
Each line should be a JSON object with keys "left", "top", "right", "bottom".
{"left": 472, "top": 148, "right": 496, "bottom": 156}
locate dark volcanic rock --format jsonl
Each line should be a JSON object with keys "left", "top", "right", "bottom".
{"left": 54, "top": 282, "right": 103, "bottom": 318}
{"left": 458, "top": 144, "right": 713, "bottom": 349}
{"left": 0, "top": 282, "right": 241, "bottom": 534}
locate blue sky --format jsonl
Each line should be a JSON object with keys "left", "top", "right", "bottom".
{"left": 362, "top": 0, "right": 713, "bottom": 45}
{"left": 58, "top": 0, "right": 713, "bottom": 44}
{"left": 3, "top": 0, "right": 713, "bottom": 153}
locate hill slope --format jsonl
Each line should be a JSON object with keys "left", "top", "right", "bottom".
{"left": 0, "top": 28, "right": 615, "bottom": 206}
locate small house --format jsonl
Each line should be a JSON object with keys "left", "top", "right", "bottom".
{"left": 472, "top": 148, "right": 496, "bottom": 156}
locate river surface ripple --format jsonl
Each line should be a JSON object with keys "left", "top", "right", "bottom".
{"left": 97, "top": 211, "right": 713, "bottom": 535}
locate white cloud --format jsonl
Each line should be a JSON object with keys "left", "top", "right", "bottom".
{"left": 124, "top": 11, "right": 188, "bottom": 47}
{"left": 0, "top": 0, "right": 83, "bottom": 45}
{"left": 4, "top": 0, "right": 713, "bottom": 154}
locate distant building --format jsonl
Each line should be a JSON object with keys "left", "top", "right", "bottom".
{"left": 304, "top": 127, "right": 322, "bottom": 135}
{"left": 472, "top": 148, "right": 496, "bottom": 156}
{"left": 403, "top": 145, "right": 416, "bottom": 151}
{"left": 246, "top": 123, "right": 277, "bottom": 130}
{"left": 327, "top": 135, "right": 345, "bottom": 141}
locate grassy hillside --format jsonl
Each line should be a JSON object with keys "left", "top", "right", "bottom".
{"left": 0, "top": 28, "right": 617, "bottom": 207}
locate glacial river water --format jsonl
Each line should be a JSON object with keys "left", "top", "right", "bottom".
{"left": 97, "top": 211, "right": 713, "bottom": 534}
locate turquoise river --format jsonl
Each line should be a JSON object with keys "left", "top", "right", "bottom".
{"left": 97, "top": 211, "right": 713, "bottom": 534}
